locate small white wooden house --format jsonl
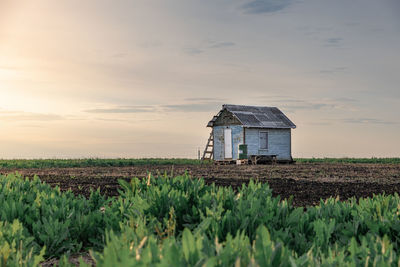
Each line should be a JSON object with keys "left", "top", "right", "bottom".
{"left": 203, "top": 104, "right": 296, "bottom": 162}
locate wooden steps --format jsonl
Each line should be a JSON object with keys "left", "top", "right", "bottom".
{"left": 201, "top": 130, "right": 214, "bottom": 160}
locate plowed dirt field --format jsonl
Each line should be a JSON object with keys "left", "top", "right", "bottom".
{"left": 2, "top": 163, "right": 400, "bottom": 206}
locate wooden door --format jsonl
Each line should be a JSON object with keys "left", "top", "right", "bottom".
{"left": 224, "top": 128, "right": 232, "bottom": 159}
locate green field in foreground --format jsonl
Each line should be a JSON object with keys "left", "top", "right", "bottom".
{"left": 0, "top": 157, "right": 399, "bottom": 169}
{"left": 1, "top": 173, "right": 400, "bottom": 266}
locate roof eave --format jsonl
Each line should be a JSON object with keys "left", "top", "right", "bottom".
{"left": 243, "top": 125, "right": 296, "bottom": 129}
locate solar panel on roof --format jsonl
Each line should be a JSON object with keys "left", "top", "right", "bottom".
{"left": 234, "top": 113, "right": 262, "bottom": 126}
{"left": 254, "top": 114, "right": 269, "bottom": 121}
{"left": 220, "top": 105, "right": 296, "bottom": 128}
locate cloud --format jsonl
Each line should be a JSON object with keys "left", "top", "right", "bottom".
{"left": 283, "top": 103, "right": 336, "bottom": 112}
{"left": 0, "top": 110, "right": 64, "bottom": 121}
{"left": 324, "top": 37, "right": 343, "bottom": 47}
{"left": 268, "top": 98, "right": 306, "bottom": 104}
{"left": 162, "top": 98, "right": 225, "bottom": 113}
{"left": 162, "top": 103, "right": 221, "bottom": 112}
{"left": 183, "top": 41, "right": 235, "bottom": 55}
{"left": 255, "top": 95, "right": 359, "bottom": 112}
{"left": 333, "top": 97, "right": 357, "bottom": 103}
{"left": 183, "top": 47, "right": 204, "bottom": 55}
{"left": 183, "top": 40, "right": 236, "bottom": 55}
{"left": 320, "top": 67, "right": 347, "bottom": 74}
{"left": 241, "top": 0, "right": 293, "bottom": 14}
{"left": 342, "top": 118, "right": 397, "bottom": 125}
{"left": 0, "top": 65, "right": 19, "bottom": 70}
{"left": 85, "top": 106, "right": 156, "bottom": 114}
{"left": 209, "top": 42, "right": 236, "bottom": 49}
{"left": 139, "top": 40, "right": 163, "bottom": 48}
{"left": 307, "top": 122, "right": 333, "bottom": 126}
{"left": 85, "top": 99, "right": 226, "bottom": 114}
{"left": 0, "top": 66, "right": 22, "bottom": 81}
{"left": 184, "top": 97, "right": 226, "bottom": 102}
{"left": 257, "top": 96, "right": 335, "bottom": 110}
{"left": 344, "top": 22, "right": 359, "bottom": 27}
{"left": 112, "top": 52, "right": 128, "bottom": 58}
{"left": 296, "top": 26, "right": 334, "bottom": 38}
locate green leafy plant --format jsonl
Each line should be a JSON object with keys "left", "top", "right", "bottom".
{"left": 2, "top": 172, "right": 400, "bottom": 265}
{"left": 0, "top": 219, "right": 45, "bottom": 267}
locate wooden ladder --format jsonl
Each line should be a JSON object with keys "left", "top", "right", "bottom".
{"left": 202, "top": 130, "right": 214, "bottom": 160}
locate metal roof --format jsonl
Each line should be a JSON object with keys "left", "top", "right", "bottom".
{"left": 209, "top": 104, "right": 296, "bottom": 129}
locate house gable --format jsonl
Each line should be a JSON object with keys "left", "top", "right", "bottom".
{"left": 213, "top": 109, "right": 242, "bottom": 126}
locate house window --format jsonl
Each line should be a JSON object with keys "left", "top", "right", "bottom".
{"left": 259, "top": 131, "right": 268, "bottom": 150}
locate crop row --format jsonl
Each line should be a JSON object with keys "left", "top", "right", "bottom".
{"left": 0, "top": 158, "right": 206, "bottom": 169}
{"left": 295, "top": 157, "right": 400, "bottom": 164}
{"left": 1, "top": 173, "right": 400, "bottom": 266}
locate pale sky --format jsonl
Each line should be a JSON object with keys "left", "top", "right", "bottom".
{"left": 0, "top": 0, "right": 399, "bottom": 158}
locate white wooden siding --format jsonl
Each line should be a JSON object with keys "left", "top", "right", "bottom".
{"left": 213, "top": 125, "right": 243, "bottom": 160}
{"left": 213, "top": 126, "right": 291, "bottom": 161}
{"left": 245, "top": 128, "right": 291, "bottom": 160}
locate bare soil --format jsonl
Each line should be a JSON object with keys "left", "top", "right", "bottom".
{"left": 2, "top": 163, "right": 400, "bottom": 207}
